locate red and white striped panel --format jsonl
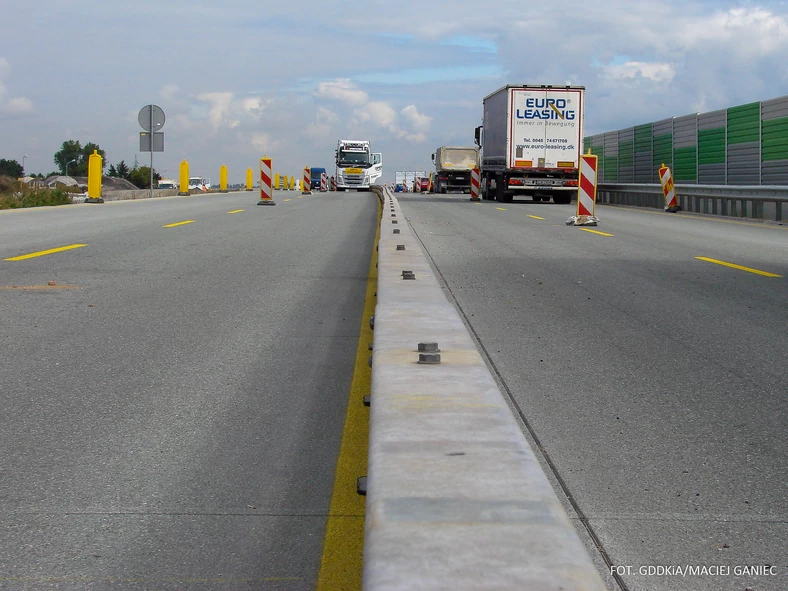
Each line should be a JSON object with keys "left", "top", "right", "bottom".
{"left": 577, "top": 154, "right": 598, "bottom": 216}
{"left": 260, "top": 157, "right": 273, "bottom": 201}
{"left": 303, "top": 167, "right": 311, "bottom": 194}
{"left": 330, "top": 176, "right": 337, "bottom": 191}
{"left": 470, "top": 168, "right": 480, "bottom": 200}
{"left": 320, "top": 172, "right": 327, "bottom": 192}
{"left": 659, "top": 165, "right": 677, "bottom": 209}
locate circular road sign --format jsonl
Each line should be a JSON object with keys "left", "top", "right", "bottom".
{"left": 138, "top": 104, "right": 165, "bottom": 132}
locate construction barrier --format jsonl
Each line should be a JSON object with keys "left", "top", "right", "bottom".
{"left": 469, "top": 168, "right": 480, "bottom": 201}
{"left": 577, "top": 153, "right": 598, "bottom": 216}
{"left": 320, "top": 172, "right": 328, "bottom": 192}
{"left": 290, "top": 176, "right": 295, "bottom": 191}
{"left": 85, "top": 150, "right": 104, "bottom": 203}
{"left": 246, "top": 168, "right": 253, "bottom": 191}
{"left": 257, "top": 156, "right": 276, "bottom": 206}
{"left": 302, "top": 167, "right": 311, "bottom": 195}
{"left": 330, "top": 176, "right": 336, "bottom": 191}
{"left": 659, "top": 164, "right": 681, "bottom": 213}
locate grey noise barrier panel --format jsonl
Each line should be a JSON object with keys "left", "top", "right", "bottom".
{"left": 365, "top": 185, "right": 606, "bottom": 590}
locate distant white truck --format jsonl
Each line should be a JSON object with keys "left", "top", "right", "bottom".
{"left": 431, "top": 146, "right": 480, "bottom": 194}
{"left": 335, "top": 140, "right": 382, "bottom": 191}
{"left": 475, "top": 84, "right": 585, "bottom": 203}
{"left": 188, "top": 177, "right": 211, "bottom": 191}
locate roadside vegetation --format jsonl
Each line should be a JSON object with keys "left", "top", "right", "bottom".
{"left": 0, "top": 176, "right": 74, "bottom": 209}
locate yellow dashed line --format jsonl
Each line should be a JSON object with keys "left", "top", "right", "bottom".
{"left": 163, "top": 220, "right": 195, "bottom": 228}
{"left": 695, "top": 257, "right": 782, "bottom": 277}
{"left": 580, "top": 228, "right": 614, "bottom": 237}
{"left": 496, "top": 207, "right": 507, "bottom": 211}
{"left": 528, "top": 215, "right": 545, "bottom": 220}
{"left": 4, "top": 244, "right": 86, "bottom": 261}
{"left": 227, "top": 209, "right": 244, "bottom": 214}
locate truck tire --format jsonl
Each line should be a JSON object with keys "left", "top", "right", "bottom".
{"left": 553, "top": 194, "right": 572, "bottom": 205}
{"left": 494, "top": 174, "right": 505, "bottom": 202}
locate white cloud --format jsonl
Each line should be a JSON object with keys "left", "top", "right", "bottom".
{"left": 197, "top": 92, "right": 238, "bottom": 131}
{"left": 0, "top": 57, "right": 33, "bottom": 115}
{"left": 306, "top": 106, "right": 339, "bottom": 139}
{"left": 314, "top": 79, "right": 369, "bottom": 106}
{"left": 603, "top": 61, "right": 676, "bottom": 84}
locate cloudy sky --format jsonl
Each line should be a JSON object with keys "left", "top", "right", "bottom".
{"left": 2, "top": 0, "right": 788, "bottom": 183}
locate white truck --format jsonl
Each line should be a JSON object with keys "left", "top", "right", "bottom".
{"left": 475, "top": 84, "right": 585, "bottom": 204}
{"left": 431, "top": 146, "right": 480, "bottom": 194}
{"left": 335, "top": 140, "right": 382, "bottom": 191}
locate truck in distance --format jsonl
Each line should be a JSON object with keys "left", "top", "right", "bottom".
{"left": 475, "top": 84, "right": 585, "bottom": 204}
{"left": 310, "top": 167, "right": 327, "bottom": 190}
{"left": 431, "top": 146, "right": 480, "bottom": 194}
{"left": 335, "top": 140, "right": 382, "bottom": 191}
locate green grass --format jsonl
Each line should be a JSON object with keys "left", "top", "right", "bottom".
{"left": 0, "top": 177, "right": 75, "bottom": 209}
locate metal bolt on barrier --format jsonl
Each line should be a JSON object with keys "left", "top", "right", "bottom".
{"left": 418, "top": 352, "right": 441, "bottom": 364}
{"left": 363, "top": 395, "right": 371, "bottom": 407}
{"left": 418, "top": 342, "right": 440, "bottom": 352}
{"left": 402, "top": 270, "right": 416, "bottom": 280}
{"left": 392, "top": 220, "right": 398, "bottom": 224}
{"left": 369, "top": 355, "right": 373, "bottom": 367}
{"left": 396, "top": 245, "right": 405, "bottom": 250}
{"left": 369, "top": 315, "right": 374, "bottom": 329}
{"left": 357, "top": 476, "right": 367, "bottom": 496}
{"left": 393, "top": 229, "right": 400, "bottom": 234}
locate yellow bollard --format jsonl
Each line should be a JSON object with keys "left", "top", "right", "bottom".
{"left": 274, "top": 173, "right": 280, "bottom": 190}
{"left": 85, "top": 150, "right": 104, "bottom": 203}
{"left": 246, "top": 168, "right": 253, "bottom": 191}
{"left": 179, "top": 160, "right": 189, "bottom": 195}
{"left": 220, "top": 165, "right": 228, "bottom": 193}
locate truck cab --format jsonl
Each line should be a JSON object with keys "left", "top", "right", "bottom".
{"left": 335, "top": 140, "right": 383, "bottom": 190}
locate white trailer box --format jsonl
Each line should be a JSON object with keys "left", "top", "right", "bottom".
{"left": 478, "top": 84, "right": 585, "bottom": 203}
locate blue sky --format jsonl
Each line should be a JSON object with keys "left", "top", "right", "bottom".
{"left": 2, "top": 0, "right": 788, "bottom": 183}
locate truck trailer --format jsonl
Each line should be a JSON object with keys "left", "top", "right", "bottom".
{"left": 475, "top": 84, "right": 585, "bottom": 204}
{"left": 431, "top": 146, "right": 480, "bottom": 193}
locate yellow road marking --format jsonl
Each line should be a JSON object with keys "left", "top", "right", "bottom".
{"left": 316, "top": 197, "right": 378, "bottom": 591}
{"left": 580, "top": 228, "right": 614, "bottom": 237}
{"left": 474, "top": 202, "right": 482, "bottom": 205}
{"left": 528, "top": 215, "right": 545, "bottom": 220}
{"left": 284, "top": 198, "right": 292, "bottom": 202}
{"left": 4, "top": 244, "right": 86, "bottom": 261}
{"left": 227, "top": 209, "right": 244, "bottom": 214}
{"left": 694, "top": 257, "right": 782, "bottom": 277}
{"left": 163, "top": 220, "right": 195, "bottom": 228}
{"left": 496, "top": 207, "right": 507, "bottom": 211}
{"left": 297, "top": 196, "right": 303, "bottom": 199}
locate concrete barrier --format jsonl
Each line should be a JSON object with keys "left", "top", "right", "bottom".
{"left": 364, "top": 185, "right": 606, "bottom": 590}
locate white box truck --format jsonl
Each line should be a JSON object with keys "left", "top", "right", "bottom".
{"left": 475, "top": 84, "right": 585, "bottom": 203}
{"left": 431, "top": 146, "right": 480, "bottom": 194}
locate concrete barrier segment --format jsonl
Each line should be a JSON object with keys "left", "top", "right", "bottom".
{"left": 363, "top": 185, "right": 607, "bottom": 591}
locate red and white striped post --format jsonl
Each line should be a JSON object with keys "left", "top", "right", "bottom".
{"left": 320, "top": 172, "right": 328, "bottom": 192}
{"left": 577, "top": 153, "right": 598, "bottom": 217}
{"left": 330, "top": 176, "right": 337, "bottom": 191}
{"left": 469, "top": 168, "right": 481, "bottom": 201}
{"left": 257, "top": 156, "right": 276, "bottom": 206}
{"left": 659, "top": 163, "right": 681, "bottom": 213}
{"left": 302, "top": 166, "right": 311, "bottom": 195}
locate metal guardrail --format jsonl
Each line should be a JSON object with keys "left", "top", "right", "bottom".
{"left": 364, "top": 185, "right": 606, "bottom": 590}
{"left": 597, "top": 183, "right": 788, "bottom": 222}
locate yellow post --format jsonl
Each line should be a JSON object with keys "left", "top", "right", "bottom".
{"left": 220, "top": 165, "right": 228, "bottom": 193}
{"left": 274, "top": 173, "right": 280, "bottom": 190}
{"left": 291, "top": 176, "right": 295, "bottom": 191}
{"left": 179, "top": 160, "right": 189, "bottom": 195}
{"left": 85, "top": 150, "right": 104, "bottom": 203}
{"left": 246, "top": 168, "right": 253, "bottom": 191}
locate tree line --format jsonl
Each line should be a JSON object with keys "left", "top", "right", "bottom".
{"left": 0, "top": 140, "right": 161, "bottom": 189}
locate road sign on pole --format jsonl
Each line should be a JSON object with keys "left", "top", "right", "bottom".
{"left": 138, "top": 105, "right": 166, "bottom": 198}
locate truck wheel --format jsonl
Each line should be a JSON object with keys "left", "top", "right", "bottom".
{"left": 494, "top": 174, "right": 505, "bottom": 202}
{"left": 553, "top": 194, "right": 571, "bottom": 205}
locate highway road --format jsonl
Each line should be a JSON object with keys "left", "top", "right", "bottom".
{"left": 0, "top": 190, "right": 378, "bottom": 590}
{"left": 398, "top": 193, "right": 787, "bottom": 591}
{"left": 1, "top": 190, "right": 786, "bottom": 591}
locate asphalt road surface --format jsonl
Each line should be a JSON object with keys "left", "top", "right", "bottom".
{"left": 0, "top": 190, "right": 378, "bottom": 590}
{"left": 397, "top": 193, "right": 787, "bottom": 591}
